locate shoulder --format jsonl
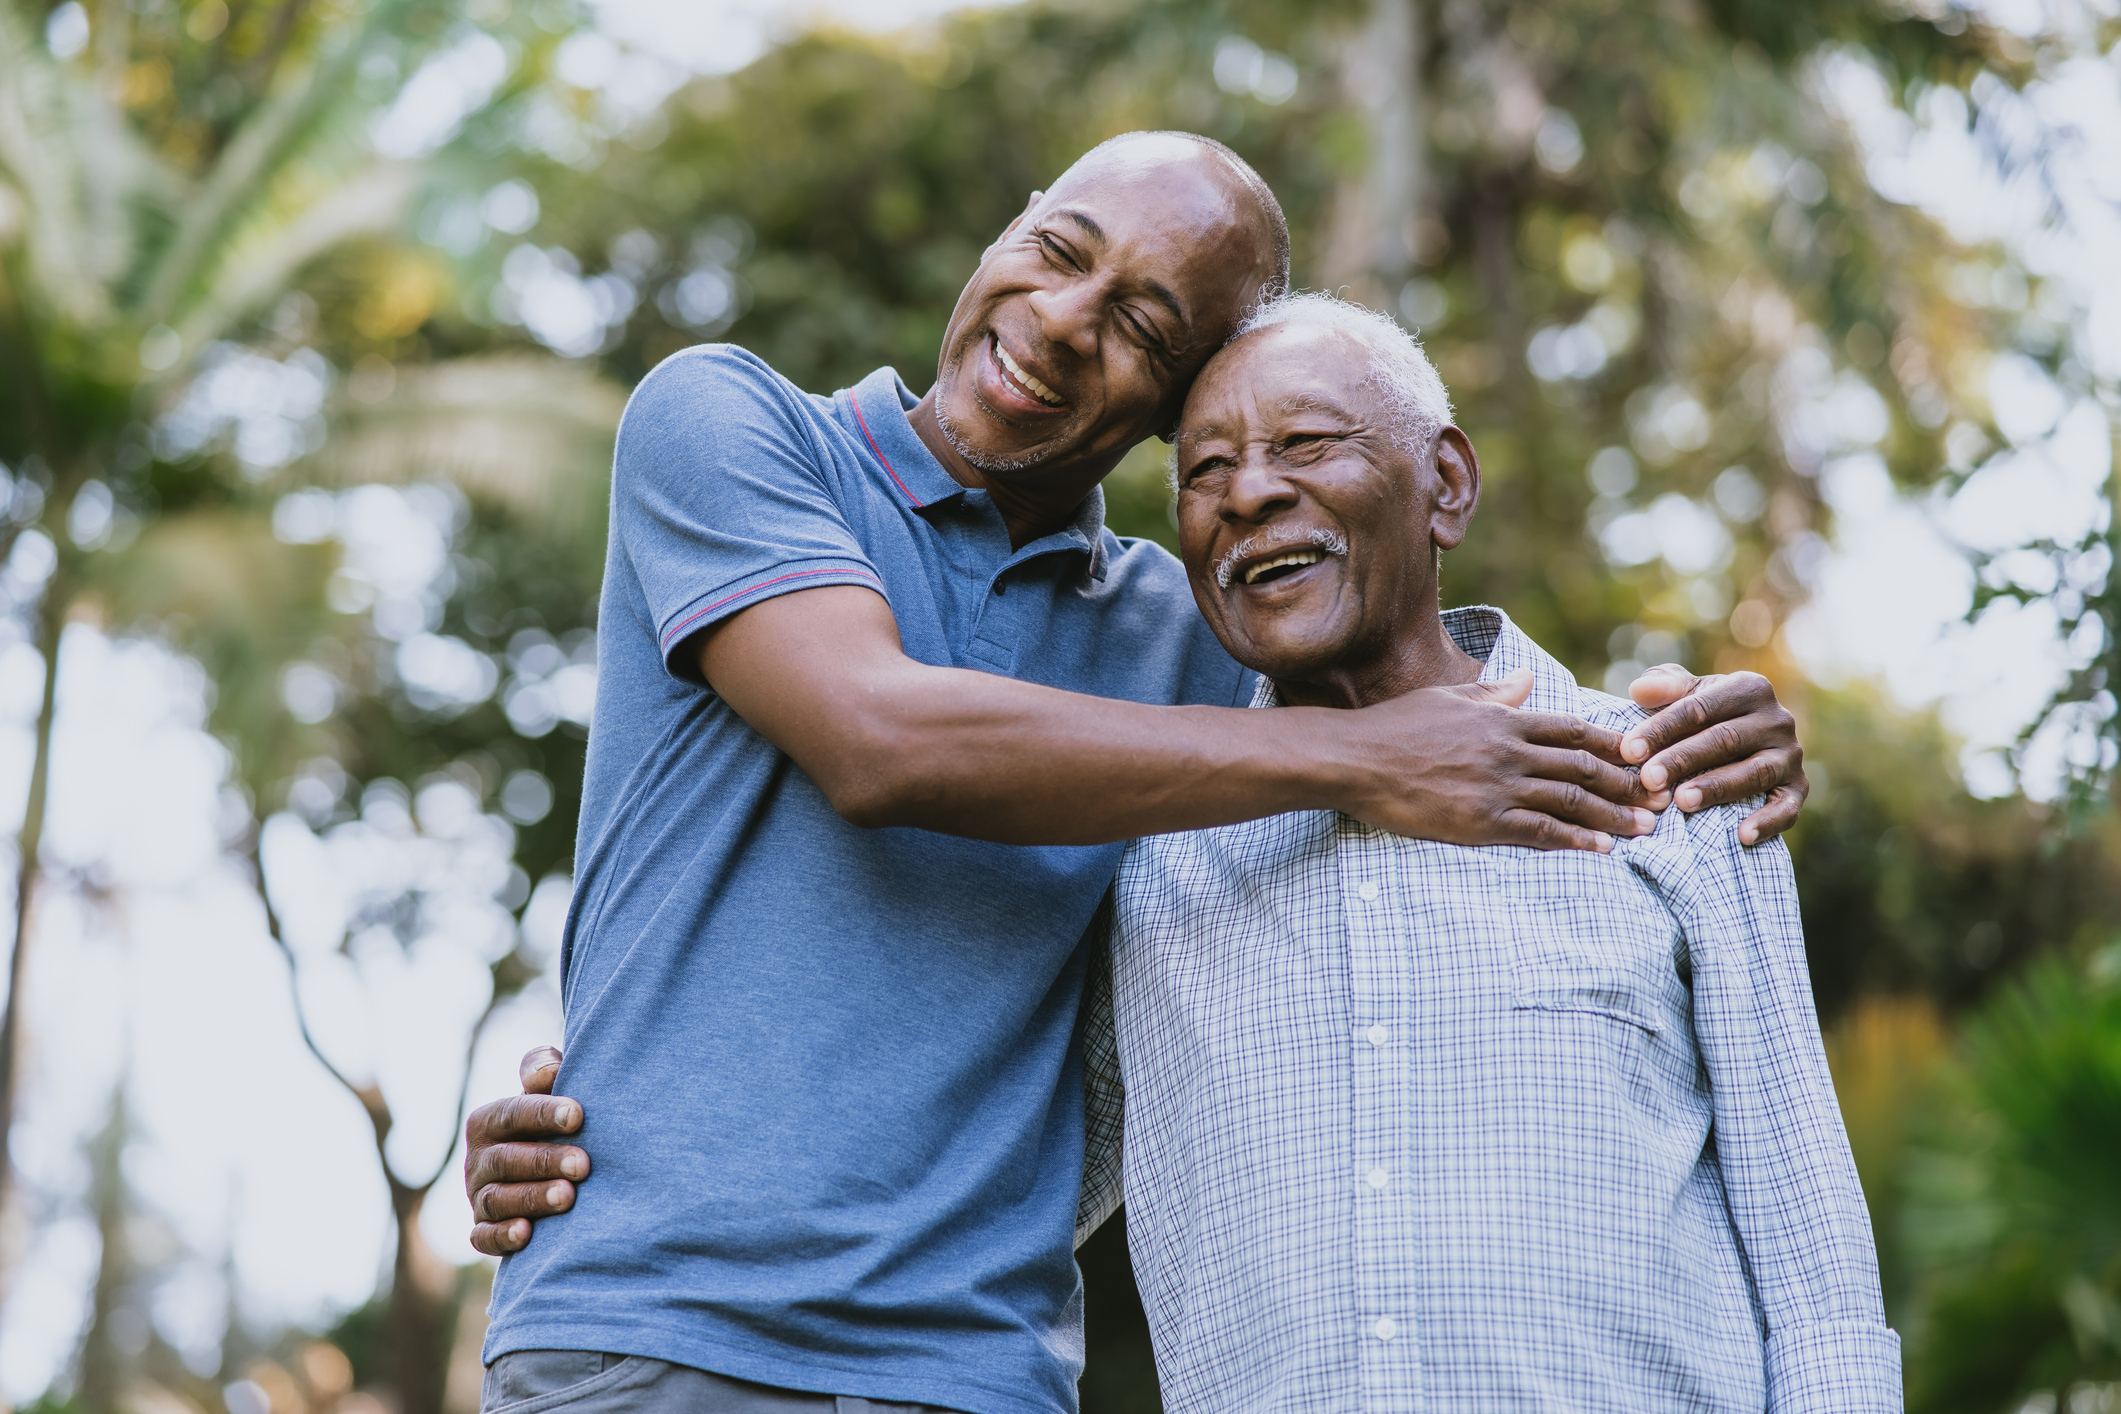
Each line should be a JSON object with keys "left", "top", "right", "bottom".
{"left": 1571, "top": 682, "right": 1652, "bottom": 736}
{"left": 620, "top": 343, "right": 818, "bottom": 435}
{"left": 615, "top": 345, "right": 842, "bottom": 493}
{"left": 1101, "top": 534, "right": 1190, "bottom": 593}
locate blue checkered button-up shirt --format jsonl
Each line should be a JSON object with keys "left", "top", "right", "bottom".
{"left": 1076, "top": 607, "right": 1900, "bottom": 1413}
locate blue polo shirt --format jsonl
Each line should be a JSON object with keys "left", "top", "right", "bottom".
{"left": 483, "top": 345, "right": 1251, "bottom": 1414}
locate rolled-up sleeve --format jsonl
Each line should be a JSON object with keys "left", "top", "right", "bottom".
{"left": 1643, "top": 809, "right": 1903, "bottom": 1412}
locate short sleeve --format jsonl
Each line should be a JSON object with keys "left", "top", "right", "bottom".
{"left": 613, "top": 345, "right": 885, "bottom": 678}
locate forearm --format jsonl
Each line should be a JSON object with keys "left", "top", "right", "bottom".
{"left": 774, "top": 655, "right": 1354, "bottom": 844}
{"left": 698, "top": 585, "right": 1649, "bottom": 852}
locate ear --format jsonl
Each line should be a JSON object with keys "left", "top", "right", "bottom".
{"left": 984, "top": 190, "right": 1045, "bottom": 257}
{"left": 1427, "top": 426, "right": 1481, "bottom": 553}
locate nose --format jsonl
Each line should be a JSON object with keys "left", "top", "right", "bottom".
{"left": 1220, "top": 445, "right": 1300, "bottom": 525}
{"left": 1026, "top": 280, "right": 1102, "bottom": 362}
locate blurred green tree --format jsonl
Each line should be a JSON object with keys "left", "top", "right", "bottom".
{"left": 1899, "top": 950, "right": 2121, "bottom": 1412}
{"left": 498, "top": 0, "right": 2114, "bottom": 1012}
{"left": 0, "top": 2, "right": 618, "bottom": 1409}
{"left": 4, "top": 0, "right": 2115, "bottom": 1405}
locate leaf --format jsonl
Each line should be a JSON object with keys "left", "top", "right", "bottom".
{"left": 301, "top": 353, "right": 624, "bottom": 531}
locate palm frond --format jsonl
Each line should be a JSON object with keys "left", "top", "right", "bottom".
{"left": 172, "top": 160, "right": 420, "bottom": 356}
{"left": 0, "top": 8, "right": 114, "bottom": 326}
{"left": 301, "top": 353, "right": 625, "bottom": 528}
{"left": 136, "top": 3, "right": 402, "bottom": 326}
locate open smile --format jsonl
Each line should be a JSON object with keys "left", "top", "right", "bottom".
{"left": 1216, "top": 529, "right": 1349, "bottom": 591}
{"left": 1242, "top": 549, "right": 1328, "bottom": 586}
{"left": 988, "top": 334, "right": 1068, "bottom": 410}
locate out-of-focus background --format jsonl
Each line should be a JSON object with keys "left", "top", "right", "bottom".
{"left": 0, "top": 0, "right": 2117, "bottom": 1409}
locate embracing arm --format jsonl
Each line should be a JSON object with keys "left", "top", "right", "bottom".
{"left": 462, "top": 604, "right": 1817, "bottom": 1255}
{"left": 698, "top": 584, "right": 1656, "bottom": 850}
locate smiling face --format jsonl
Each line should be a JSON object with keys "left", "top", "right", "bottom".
{"left": 1173, "top": 323, "right": 1482, "bottom": 705}
{"left": 927, "top": 136, "right": 1276, "bottom": 483}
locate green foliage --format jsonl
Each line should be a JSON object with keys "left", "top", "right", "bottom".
{"left": 1791, "top": 689, "right": 2121, "bottom": 1020}
{"left": 1902, "top": 953, "right": 2121, "bottom": 1410}
{"left": 6, "top": 0, "right": 2117, "bottom": 1405}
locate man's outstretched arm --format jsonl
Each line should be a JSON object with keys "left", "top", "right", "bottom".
{"left": 696, "top": 585, "right": 1661, "bottom": 851}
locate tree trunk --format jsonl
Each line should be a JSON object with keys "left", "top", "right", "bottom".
{"left": 0, "top": 581, "right": 66, "bottom": 1220}
{"left": 77, "top": 1087, "right": 131, "bottom": 1414}
{"left": 1315, "top": 0, "right": 1426, "bottom": 305}
{"left": 387, "top": 1182, "right": 459, "bottom": 1414}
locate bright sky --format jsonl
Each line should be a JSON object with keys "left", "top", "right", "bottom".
{"left": 2, "top": 0, "right": 2118, "bottom": 1396}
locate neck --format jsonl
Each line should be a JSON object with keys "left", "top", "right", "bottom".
{"left": 907, "top": 390, "right": 1122, "bottom": 549}
{"left": 1272, "top": 604, "right": 1485, "bottom": 710}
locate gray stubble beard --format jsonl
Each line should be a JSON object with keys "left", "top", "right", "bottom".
{"left": 934, "top": 392, "right": 1049, "bottom": 476}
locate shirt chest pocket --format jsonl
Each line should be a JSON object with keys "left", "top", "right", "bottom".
{"left": 1494, "top": 849, "right": 1685, "bottom": 1035}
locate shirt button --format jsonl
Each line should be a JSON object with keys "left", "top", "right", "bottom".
{"left": 1373, "top": 1316, "right": 1398, "bottom": 1342}
{"left": 1367, "top": 1024, "right": 1388, "bottom": 1047}
{"left": 1365, "top": 1167, "right": 1390, "bottom": 1190}
{"left": 1356, "top": 882, "right": 1380, "bottom": 903}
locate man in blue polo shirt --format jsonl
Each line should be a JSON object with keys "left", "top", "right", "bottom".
{"left": 465, "top": 133, "right": 1809, "bottom": 1414}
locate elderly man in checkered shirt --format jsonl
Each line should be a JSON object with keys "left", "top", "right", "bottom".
{"left": 1075, "top": 293, "right": 1901, "bottom": 1413}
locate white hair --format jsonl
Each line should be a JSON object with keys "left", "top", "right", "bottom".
{"left": 1232, "top": 291, "right": 1453, "bottom": 455}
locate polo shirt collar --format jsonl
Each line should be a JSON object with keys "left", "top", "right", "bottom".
{"left": 845, "top": 366, "right": 1111, "bottom": 583}
{"left": 845, "top": 367, "right": 972, "bottom": 510}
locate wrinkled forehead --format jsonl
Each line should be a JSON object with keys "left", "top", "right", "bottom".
{"left": 1179, "top": 324, "right": 1388, "bottom": 445}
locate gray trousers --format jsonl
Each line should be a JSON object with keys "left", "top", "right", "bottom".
{"left": 481, "top": 1351, "right": 963, "bottom": 1414}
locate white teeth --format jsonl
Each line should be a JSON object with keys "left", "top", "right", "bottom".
{"left": 995, "top": 340, "right": 1064, "bottom": 406}
{"left": 1243, "top": 550, "right": 1324, "bottom": 585}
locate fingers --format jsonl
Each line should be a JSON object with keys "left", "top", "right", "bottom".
{"left": 466, "top": 1139, "right": 590, "bottom": 1192}
{"left": 1517, "top": 744, "right": 1661, "bottom": 822}
{"left": 1488, "top": 806, "right": 1615, "bottom": 853}
{"left": 1513, "top": 713, "right": 1630, "bottom": 770}
{"left": 1509, "top": 772, "right": 1657, "bottom": 840}
{"left": 1626, "top": 663, "right": 1699, "bottom": 713}
{"left": 1666, "top": 747, "right": 1800, "bottom": 813}
{"left": 1738, "top": 780, "right": 1808, "bottom": 846}
{"left": 1441, "top": 667, "right": 1533, "bottom": 708}
{"left": 1634, "top": 693, "right": 1795, "bottom": 794}
{"left": 471, "top": 1218, "right": 533, "bottom": 1257}
{"left": 466, "top": 1092, "right": 583, "bottom": 1146}
{"left": 1648, "top": 716, "right": 1801, "bottom": 799}
{"left": 1622, "top": 671, "right": 1780, "bottom": 771}
{"left": 519, "top": 1045, "right": 563, "bottom": 1094}
{"left": 474, "top": 1177, "right": 578, "bottom": 1224}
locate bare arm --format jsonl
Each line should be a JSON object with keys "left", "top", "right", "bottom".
{"left": 697, "top": 585, "right": 1658, "bottom": 850}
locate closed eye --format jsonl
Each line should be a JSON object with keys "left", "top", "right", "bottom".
{"left": 1038, "top": 231, "right": 1081, "bottom": 271}
{"left": 1277, "top": 431, "right": 1344, "bottom": 461}
{"left": 1121, "top": 307, "right": 1176, "bottom": 363}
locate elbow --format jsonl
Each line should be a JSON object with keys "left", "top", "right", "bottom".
{"left": 812, "top": 725, "right": 926, "bottom": 830}
{"left": 826, "top": 772, "right": 910, "bottom": 829}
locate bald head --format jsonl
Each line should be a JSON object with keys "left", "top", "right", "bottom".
{"left": 1051, "top": 131, "right": 1291, "bottom": 304}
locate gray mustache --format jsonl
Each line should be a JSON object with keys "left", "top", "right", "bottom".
{"left": 1214, "top": 527, "right": 1350, "bottom": 590}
